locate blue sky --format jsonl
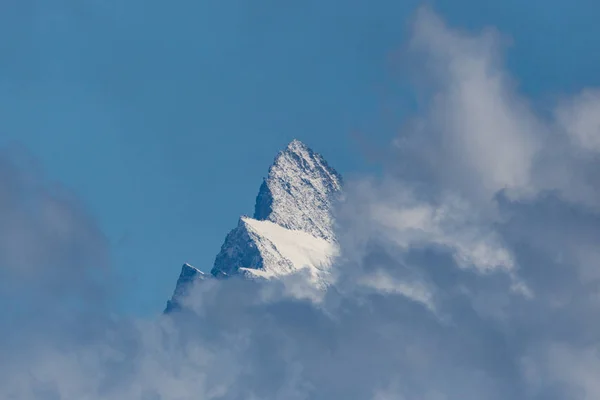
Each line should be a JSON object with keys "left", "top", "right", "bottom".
{"left": 1, "top": 0, "right": 599, "bottom": 316}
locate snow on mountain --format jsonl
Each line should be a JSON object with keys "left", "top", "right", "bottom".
{"left": 253, "top": 139, "right": 342, "bottom": 241}
{"left": 166, "top": 140, "right": 342, "bottom": 311}
{"left": 216, "top": 216, "right": 338, "bottom": 285}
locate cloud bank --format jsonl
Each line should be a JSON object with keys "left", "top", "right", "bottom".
{"left": 2, "top": 7, "right": 600, "bottom": 400}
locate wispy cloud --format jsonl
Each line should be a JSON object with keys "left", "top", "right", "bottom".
{"left": 2, "top": 6, "right": 600, "bottom": 400}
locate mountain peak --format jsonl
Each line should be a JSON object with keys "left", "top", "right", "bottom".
{"left": 167, "top": 140, "right": 343, "bottom": 312}
{"left": 253, "top": 140, "right": 342, "bottom": 240}
{"left": 285, "top": 138, "right": 310, "bottom": 153}
{"left": 164, "top": 263, "right": 205, "bottom": 313}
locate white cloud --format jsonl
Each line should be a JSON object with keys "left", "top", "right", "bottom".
{"left": 399, "top": 7, "right": 541, "bottom": 202}
{"left": 557, "top": 89, "right": 600, "bottom": 153}
{"left": 359, "top": 269, "right": 435, "bottom": 311}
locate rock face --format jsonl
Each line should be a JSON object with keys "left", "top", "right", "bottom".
{"left": 252, "top": 139, "right": 342, "bottom": 241}
{"left": 164, "top": 263, "right": 206, "bottom": 313}
{"left": 166, "top": 140, "right": 342, "bottom": 311}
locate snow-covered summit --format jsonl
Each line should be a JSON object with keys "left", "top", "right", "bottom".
{"left": 253, "top": 139, "right": 342, "bottom": 241}
{"left": 166, "top": 140, "right": 342, "bottom": 311}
